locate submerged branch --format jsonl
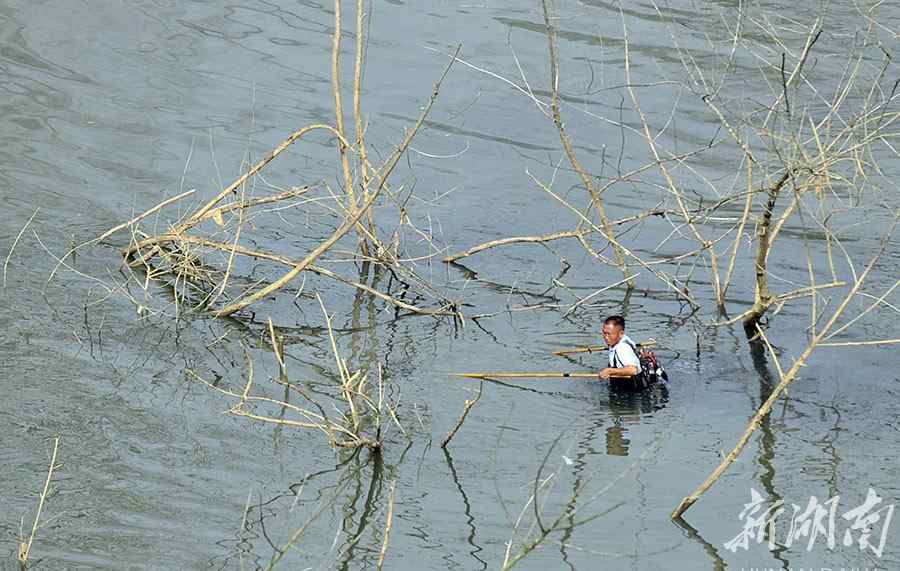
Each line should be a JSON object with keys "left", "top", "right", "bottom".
{"left": 441, "top": 380, "right": 484, "bottom": 448}
{"left": 673, "top": 214, "right": 898, "bottom": 519}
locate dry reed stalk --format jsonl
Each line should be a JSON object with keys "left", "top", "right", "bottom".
{"left": 95, "top": 189, "right": 195, "bottom": 245}
{"left": 189, "top": 368, "right": 375, "bottom": 448}
{"left": 205, "top": 166, "right": 249, "bottom": 309}
{"left": 499, "top": 430, "right": 657, "bottom": 570}
{"left": 47, "top": 188, "right": 197, "bottom": 288}
{"left": 267, "top": 316, "right": 285, "bottom": 372}
{"left": 440, "top": 380, "right": 483, "bottom": 448}
{"left": 715, "top": 281, "right": 847, "bottom": 328}
{"left": 18, "top": 436, "right": 60, "bottom": 569}
{"left": 441, "top": 207, "right": 667, "bottom": 265}
{"left": 818, "top": 338, "right": 900, "bottom": 347}
{"left": 332, "top": 0, "right": 376, "bottom": 259}
{"left": 192, "top": 186, "right": 309, "bottom": 226}
{"left": 318, "top": 292, "right": 360, "bottom": 433}
{"left": 760, "top": 21, "right": 823, "bottom": 130}
{"left": 123, "top": 123, "right": 351, "bottom": 259}
{"left": 353, "top": 0, "right": 377, "bottom": 242}
{"left": 266, "top": 472, "right": 352, "bottom": 570}
{"left": 720, "top": 160, "right": 755, "bottom": 301}
{"left": 166, "top": 235, "right": 455, "bottom": 316}
{"left": 4, "top": 207, "right": 39, "bottom": 289}
{"left": 820, "top": 278, "right": 900, "bottom": 341}
{"left": 191, "top": 295, "right": 406, "bottom": 450}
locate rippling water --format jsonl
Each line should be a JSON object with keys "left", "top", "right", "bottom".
{"left": 1, "top": 1, "right": 898, "bottom": 569}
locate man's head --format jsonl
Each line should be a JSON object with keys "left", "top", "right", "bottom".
{"left": 602, "top": 315, "right": 626, "bottom": 348}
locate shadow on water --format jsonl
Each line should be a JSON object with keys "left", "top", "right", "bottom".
{"left": 673, "top": 517, "right": 727, "bottom": 571}
{"left": 210, "top": 444, "right": 405, "bottom": 570}
{"left": 338, "top": 450, "right": 385, "bottom": 570}
{"left": 210, "top": 449, "right": 361, "bottom": 569}
{"left": 748, "top": 340, "right": 791, "bottom": 569}
{"left": 442, "top": 448, "right": 488, "bottom": 570}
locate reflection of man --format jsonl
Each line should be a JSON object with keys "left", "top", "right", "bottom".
{"left": 604, "top": 385, "right": 670, "bottom": 456}
{"left": 605, "top": 422, "right": 630, "bottom": 456}
{"left": 598, "top": 315, "right": 640, "bottom": 381}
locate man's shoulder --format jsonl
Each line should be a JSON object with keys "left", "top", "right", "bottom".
{"left": 614, "top": 337, "right": 640, "bottom": 370}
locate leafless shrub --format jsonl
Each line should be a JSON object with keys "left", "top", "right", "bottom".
{"left": 188, "top": 296, "right": 406, "bottom": 451}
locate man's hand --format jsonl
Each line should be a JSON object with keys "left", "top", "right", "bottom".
{"left": 599, "top": 365, "right": 638, "bottom": 380}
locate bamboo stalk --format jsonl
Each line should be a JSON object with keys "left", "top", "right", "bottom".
{"left": 553, "top": 338, "right": 656, "bottom": 356}
{"left": 552, "top": 346, "right": 605, "bottom": 356}
{"left": 453, "top": 372, "right": 600, "bottom": 379}
{"left": 819, "top": 338, "right": 900, "bottom": 347}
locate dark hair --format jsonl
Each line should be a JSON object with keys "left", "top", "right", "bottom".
{"left": 604, "top": 315, "right": 625, "bottom": 330}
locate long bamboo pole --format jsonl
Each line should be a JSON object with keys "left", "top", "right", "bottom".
{"left": 453, "top": 372, "right": 601, "bottom": 379}
{"left": 553, "top": 339, "right": 656, "bottom": 356}
{"left": 552, "top": 346, "right": 605, "bottom": 356}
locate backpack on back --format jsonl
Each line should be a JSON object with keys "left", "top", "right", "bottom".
{"left": 634, "top": 342, "right": 668, "bottom": 384}
{"left": 619, "top": 339, "right": 668, "bottom": 390}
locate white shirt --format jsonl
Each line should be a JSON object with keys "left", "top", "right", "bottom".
{"left": 608, "top": 335, "right": 640, "bottom": 370}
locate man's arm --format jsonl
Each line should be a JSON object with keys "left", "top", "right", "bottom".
{"left": 600, "top": 342, "right": 640, "bottom": 379}
{"left": 599, "top": 365, "right": 638, "bottom": 379}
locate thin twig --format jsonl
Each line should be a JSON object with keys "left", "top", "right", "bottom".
{"left": 4, "top": 207, "right": 39, "bottom": 288}
{"left": 213, "top": 48, "right": 459, "bottom": 317}
{"left": 441, "top": 380, "right": 483, "bottom": 448}
{"left": 542, "top": 0, "right": 629, "bottom": 284}
{"left": 18, "top": 436, "right": 60, "bottom": 568}
{"left": 673, "top": 215, "right": 898, "bottom": 519}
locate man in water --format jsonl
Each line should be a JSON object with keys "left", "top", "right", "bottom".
{"left": 598, "top": 315, "right": 641, "bottom": 382}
